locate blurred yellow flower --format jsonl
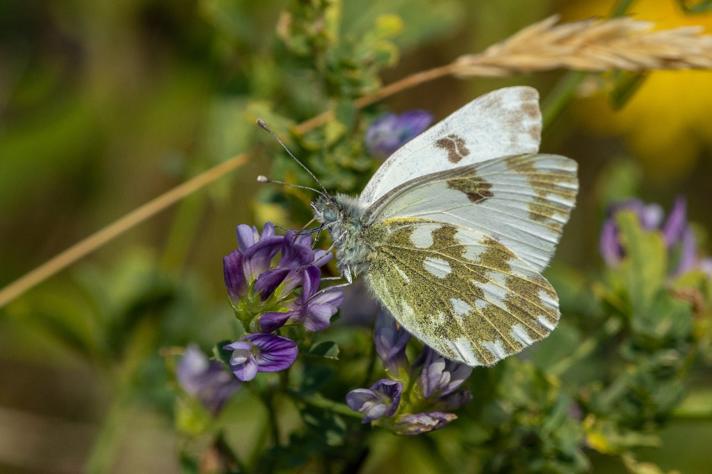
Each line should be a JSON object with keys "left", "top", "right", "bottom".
{"left": 565, "top": 1, "right": 712, "bottom": 180}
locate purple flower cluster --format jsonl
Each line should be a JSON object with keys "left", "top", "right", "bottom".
{"left": 220, "top": 223, "right": 344, "bottom": 382}
{"left": 600, "top": 197, "right": 711, "bottom": 276}
{"left": 365, "top": 110, "right": 432, "bottom": 158}
{"left": 224, "top": 223, "right": 332, "bottom": 302}
{"left": 346, "top": 312, "right": 472, "bottom": 435}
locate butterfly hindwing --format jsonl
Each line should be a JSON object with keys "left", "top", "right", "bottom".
{"left": 359, "top": 86, "right": 542, "bottom": 207}
{"left": 364, "top": 219, "right": 560, "bottom": 366}
{"left": 365, "top": 154, "right": 578, "bottom": 273}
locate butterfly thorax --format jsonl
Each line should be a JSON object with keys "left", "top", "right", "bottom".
{"left": 312, "top": 194, "right": 371, "bottom": 281}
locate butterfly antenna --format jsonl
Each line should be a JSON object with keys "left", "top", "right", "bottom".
{"left": 256, "top": 119, "right": 329, "bottom": 195}
{"left": 256, "top": 175, "right": 328, "bottom": 198}
{"left": 300, "top": 217, "right": 317, "bottom": 231}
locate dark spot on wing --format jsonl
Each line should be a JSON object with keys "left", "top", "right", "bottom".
{"left": 435, "top": 134, "right": 470, "bottom": 163}
{"left": 446, "top": 171, "right": 494, "bottom": 203}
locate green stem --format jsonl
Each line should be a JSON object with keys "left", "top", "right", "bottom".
{"left": 289, "top": 391, "right": 362, "bottom": 419}
{"left": 263, "top": 392, "right": 282, "bottom": 447}
{"left": 541, "top": 71, "right": 587, "bottom": 129}
{"left": 85, "top": 387, "right": 132, "bottom": 474}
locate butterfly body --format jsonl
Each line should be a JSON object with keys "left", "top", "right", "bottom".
{"left": 313, "top": 194, "right": 371, "bottom": 282}
{"left": 311, "top": 87, "right": 578, "bottom": 367}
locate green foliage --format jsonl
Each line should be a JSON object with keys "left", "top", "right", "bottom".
{"left": 676, "top": 0, "right": 712, "bottom": 14}
{"left": 475, "top": 361, "right": 589, "bottom": 473}
{"left": 3, "top": 1, "right": 712, "bottom": 473}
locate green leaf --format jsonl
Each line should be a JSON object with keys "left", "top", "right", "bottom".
{"left": 676, "top": 0, "right": 712, "bottom": 14}
{"left": 615, "top": 211, "right": 667, "bottom": 317}
{"left": 213, "top": 340, "right": 235, "bottom": 368}
{"left": 609, "top": 72, "right": 648, "bottom": 110}
{"left": 307, "top": 341, "right": 340, "bottom": 360}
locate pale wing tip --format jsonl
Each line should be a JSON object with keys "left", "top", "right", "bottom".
{"left": 495, "top": 85, "right": 540, "bottom": 102}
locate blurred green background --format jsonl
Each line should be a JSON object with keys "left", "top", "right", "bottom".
{"left": 1, "top": 0, "right": 711, "bottom": 472}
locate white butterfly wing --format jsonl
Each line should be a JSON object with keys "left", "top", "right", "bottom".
{"left": 362, "top": 154, "right": 578, "bottom": 366}
{"left": 359, "top": 86, "right": 542, "bottom": 208}
{"left": 365, "top": 154, "right": 578, "bottom": 273}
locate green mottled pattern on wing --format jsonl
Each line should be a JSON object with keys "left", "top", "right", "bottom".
{"left": 365, "top": 219, "right": 560, "bottom": 366}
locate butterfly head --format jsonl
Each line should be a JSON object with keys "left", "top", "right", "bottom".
{"left": 312, "top": 193, "right": 363, "bottom": 228}
{"left": 311, "top": 194, "right": 340, "bottom": 226}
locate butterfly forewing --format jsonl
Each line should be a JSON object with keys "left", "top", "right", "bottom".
{"left": 365, "top": 154, "right": 578, "bottom": 273}
{"left": 365, "top": 219, "right": 560, "bottom": 366}
{"left": 359, "top": 86, "right": 542, "bottom": 207}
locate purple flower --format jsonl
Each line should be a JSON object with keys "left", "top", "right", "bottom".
{"left": 346, "top": 379, "right": 402, "bottom": 422}
{"left": 224, "top": 333, "right": 298, "bottom": 382}
{"left": 394, "top": 412, "right": 457, "bottom": 435}
{"left": 224, "top": 223, "right": 334, "bottom": 303}
{"left": 260, "top": 266, "right": 344, "bottom": 332}
{"left": 374, "top": 311, "right": 410, "bottom": 374}
{"left": 177, "top": 345, "right": 240, "bottom": 414}
{"left": 365, "top": 110, "right": 432, "bottom": 158}
{"left": 662, "top": 197, "right": 687, "bottom": 246}
{"left": 418, "top": 348, "right": 472, "bottom": 400}
{"left": 223, "top": 223, "right": 284, "bottom": 299}
{"left": 254, "top": 231, "right": 332, "bottom": 299}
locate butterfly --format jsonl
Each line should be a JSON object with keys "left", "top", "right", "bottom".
{"left": 267, "top": 86, "right": 578, "bottom": 367}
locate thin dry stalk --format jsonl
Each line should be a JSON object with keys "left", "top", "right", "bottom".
{"left": 0, "top": 155, "right": 249, "bottom": 308}
{"left": 2, "top": 16, "right": 712, "bottom": 308}
{"left": 453, "top": 15, "right": 712, "bottom": 77}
